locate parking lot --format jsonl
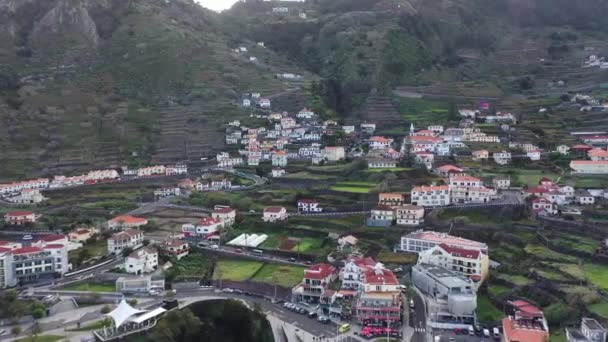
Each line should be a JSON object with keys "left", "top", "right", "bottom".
{"left": 433, "top": 328, "right": 501, "bottom": 342}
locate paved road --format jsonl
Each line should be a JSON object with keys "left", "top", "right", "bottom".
{"left": 190, "top": 239, "right": 314, "bottom": 266}
{"left": 411, "top": 290, "right": 427, "bottom": 342}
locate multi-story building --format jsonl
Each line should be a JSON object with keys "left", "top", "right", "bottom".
{"left": 272, "top": 150, "right": 288, "bottom": 167}
{"left": 395, "top": 205, "right": 425, "bottom": 226}
{"left": 340, "top": 257, "right": 377, "bottom": 290}
{"left": 367, "top": 205, "right": 394, "bottom": 227}
{"left": 162, "top": 239, "right": 190, "bottom": 260}
{"left": 107, "top": 215, "right": 148, "bottom": 231}
{"left": 323, "top": 147, "right": 346, "bottom": 161}
{"left": 182, "top": 217, "right": 223, "bottom": 238}
{"left": 298, "top": 199, "right": 323, "bottom": 213}
{"left": 412, "top": 263, "right": 477, "bottom": 327}
{"left": 400, "top": 230, "right": 488, "bottom": 254}
{"left": 493, "top": 151, "right": 512, "bottom": 165}
{"left": 5, "top": 189, "right": 47, "bottom": 204}
{"left": 450, "top": 186, "right": 496, "bottom": 204}
{"left": 0, "top": 178, "right": 50, "bottom": 195}
{"left": 502, "top": 300, "right": 549, "bottom": 342}
{"left": 531, "top": 198, "right": 558, "bottom": 215}
{"left": 369, "top": 136, "right": 393, "bottom": 149}
{"left": 493, "top": 176, "right": 511, "bottom": 189}
{"left": 356, "top": 266, "right": 401, "bottom": 325}
{"left": 378, "top": 193, "right": 405, "bottom": 208}
{"left": 153, "top": 187, "right": 181, "bottom": 199}
{"left": 566, "top": 317, "right": 606, "bottom": 342}
{"left": 263, "top": 206, "right": 288, "bottom": 222}
{"left": 108, "top": 229, "right": 144, "bottom": 255}
{"left": 575, "top": 191, "right": 595, "bottom": 205}
{"left": 433, "top": 165, "right": 464, "bottom": 178}
{"left": 4, "top": 211, "right": 37, "bottom": 225}
{"left": 165, "top": 164, "right": 187, "bottom": 175}
{"left": 570, "top": 160, "right": 608, "bottom": 174}
{"left": 211, "top": 206, "right": 236, "bottom": 227}
{"left": 292, "top": 263, "right": 336, "bottom": 304}
{"left": 472, "top": 149, "right": 489, "bottom": 161}
{"left": 417, "top": 243, "right": 489, "bottom": 284}
{"left": 0, "top": 248, "right": 15, "bottom": 288}
{"left": 411, "top": 185, "right": 450, "bottom": 207}
{"left": 449, "top": 175, "right": 484, "bottom": 188}
{"left": 12, "top": 241, "right": 69, "bottom": 284}
{"left": 125, "top": 247, "right": 158, "bottom": 275}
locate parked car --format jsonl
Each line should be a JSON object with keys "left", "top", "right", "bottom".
{"left": 211, "top": 244, "right": 219, "bottom": 249}
{"left": 235, "top": 248, "right": 243, "bottom": 253}
{"left": 338, "top": 324, "right": 351, "bottom": 333}
{"left": 317, "top": 316, "right": 330, "bottom": 324}
{"left": 288, "top": 257, "right": 296, "bottom": 262}
{"left": 483, "top": 328, "right": 490, "bottom": 337}
{"left": 308, "top": 312, "right": 317, "bottom": 319}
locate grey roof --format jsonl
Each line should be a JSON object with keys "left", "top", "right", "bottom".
{"left": 583, "top": 317, "right": 605, "bottom": 331}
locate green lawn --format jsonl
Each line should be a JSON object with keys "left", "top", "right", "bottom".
{"left": 213, "top": 260, "right": 264, "bottom": 282}
{"left": 66, "top": 319, "right": 111, "bottom": 331}
{"left": 488, "top": 284, "right": 511, "bottom": 297}
{"left": 14, "top": 336, "right": 65, "bottom": 342}
{"left": 524, "top": 244, "right": 578, "bottom": 263}
{"left": 546, "top": 263, "right": 585, "bottom": 280}
{"left": 476, "top": 294, "right": 504, "bottom": 323}
{"left": 589, "top": 301, "right": 608, "bottom": 317}
{"left": 549, "top": 234, "right": 599, "bottom": 254}
{"left": 514, "top": 172, "right": 558, "bottom": 187}
{"left": 584, "top": 263, "right": 608, "bottom": 291}
{"left": 250, "top": 264, "right": 305, "bottom": 288}
{"left": 62, "top": 282, "right": 116, "bottom": 293}
{"left": 330, "top": 182, "right": 376, "bottom": 193}
{"left": 495, "top": 274, "right": 532, "bottom": 286}
{"left": 550, "top": 332, "right": 568, "bottom": 342}
{"left": 377, "top": 251, "right": 417, "bottom": 265}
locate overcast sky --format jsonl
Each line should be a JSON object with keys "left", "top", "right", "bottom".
{"left": 195, "top": 0, "right": 239, "bottom": 11}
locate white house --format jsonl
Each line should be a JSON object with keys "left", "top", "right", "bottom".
{"left": 4, "top": 211, "right": 37, "bottom": 225}
{"left": 532, "top": 198, "right": 558, "bottom": 215}
{"left": 570, "top": 160, "right": 608, "bottom": 174}
{"left": 493, "top": 151, "right": 512, "bottom": 165}
{"left": 527, "top": 150, "right": 542, "bottom": 161}
{"left": 369, "top": 136, "right": 393, "bottom": 149}
{"left": 575, "top": 191, "right": 595, "bottom": 205}
{"left": 125, "top": 247, "right": 158, "bottom": 275}
{"left": 417, "top": 243, "right": 489, "bottom": 284}
{"left": 492, "top": 176, "right": 511, "bottom": 189}
{"left": 411, "top": 185, "right": 451, "bottom": 207}
{"left": 181, "top": 217, "right": 223, "bottom": 238}
{"left": 395, "top": 205, "right": 425, "bottom": 226}
{"left": 211, "top": 206, "right": 236, "bottom": 227}
{"left": 272, "top": 150, "right": 288, "bottom": 167}
{"left": 243, "top": 99, "right": 251, "bottom": 107}
{"left": 108, "top": 229, "right": 144, "bottom": 255}
{"left": 258, "top": 98, "right": 271, "bottom": 109}
{"left": 367, "top": 158, "right": 397, "bottom": 169}
{"left": 556, "top": 145, "right": 570, "bottom": 155}
{"left": 263, "top": 206, "right": 288, "bottom": 222}
{"left": 298, "top": 199, "right": 322, "bottom": 213}
{"left": 272, "top": 167, "right": 286, "bottom": 178}
{"left": 296, "top": 108, "right": 315, "bottom": 119}
{"left": 323, "top": 147, "right": 345, "bottom": 161}
{"left": 162, "top": 239, "right": 189, "bottom": 260}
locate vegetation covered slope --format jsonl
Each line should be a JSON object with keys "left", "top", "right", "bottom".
{"left": 221, "top": 0, "right": 608, "bottom": 115}
{"left": 0, "top": 0, "right": 310, "bottom": 180}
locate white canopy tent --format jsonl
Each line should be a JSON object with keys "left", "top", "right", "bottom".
{"left": 105, "top": 299, "right": 146, "bottom": 328}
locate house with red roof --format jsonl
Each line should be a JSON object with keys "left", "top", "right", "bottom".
{"left": 263, "top": 206, "right": 288, "bottom": 222}
{"left": 4, "top": 211, "right": 37, "bottom": 225}
{"left": 182, "top": 217, "right": 223, "bottom": 239}
{"left": 570, "top": 160, "right": 608, "bottom": 174}
{"left": 532, "top": 198, "right": 558, "bottom": 216}
{"left": 433, "top": 164, "right": 464, "bottom": 178}
{"left": 502, "top": 300, "right": 549, "bottom": 342}
{"left": 125, "top": 247, "right": 158, "bottom": 275}
{"left": 369, "top": 136, "right": 393, "bottom": 149}
{"left": 588, "top": 148, "right": 608, "bottom": 161}
{"left": 271, "top": 150, "right": 288, "bottom": 167}
{"left": 108, "top": 229, "right": 144, "bottom": 254}
{"left": 107, "top": 215, "right": 148, "bottom": 231}
{"left": 68, "top": 228, "right": 98, "bottom": 243}
{"left": 340, "top": 257, "right": 378, "bottom": 290}
{"left": 378, "top": 193, "right": 405, "bottom": 208}
{"left": 417, "top": 243, "right": 489, "bottom": 284}
{"left": 211, "top": 206, "right": 236, "bottom": 227}
{"left": 411, "top": 185, "right": 451, "bottom": 207}
{"left": 400, "top": 229, "right": 488, "bottom": 254}
{"left": 292, "top": 263, "right": 336, "bottom": 304}
{"left": 162, "top": 239, "right": 190, "bottom": 260}
{"left": 356, "top": 265, "right": 401, "bottom": 325}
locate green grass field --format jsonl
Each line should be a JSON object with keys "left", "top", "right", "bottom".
{"left": 330, "top": 181, "right": 377, "bottom": 193}
{"left": 213, "top": 260, "right": 264, "bottom": 282}
{"left": 514, "top": 171, "right": 559, "bottom": 187}
{"left": 488, "top": 284, "right": 511, "bottom": 297}
{"left": 495, "top": 274, "right": 532, "bottom": 286}
{"left": 524, "top": 244, "right": 578, "bottom": 263}
{"left": 366, "top": 167, "right": 411, "bottom": 173}
{"left": 14, "top": 335, "right": 65, "bottom": 342}
{"left": 62, "top": 282, "right": 116, "bottom": 293}
{"left": 476, "top": 294, "right": 504, "bottom": 323}
{"left": 250, "top": 264, "right": 305, "bottom": 288}
{"left": 584, "top": 263, "right": 608, "bottom": 291}
{"left": 66, "top": 319, "right": 111, "bottom": 332}
{"left": 589, "top": 301, "right": 608, "bottom": 317}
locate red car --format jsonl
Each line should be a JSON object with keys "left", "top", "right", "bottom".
{"left": 304, "top": 261, "right": 312, "bottom": 265}
{"left": 454, "top": 328, "right": 461, "bottom": 335}
{"left": 235, "top": 248, "right": 243, "bottom": 253}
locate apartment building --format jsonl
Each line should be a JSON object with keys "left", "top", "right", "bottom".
{"left": 566, "top": 317, "right": 606, "bottom": 342}
{"left": 292, "top": 263, "right": 336, "bottom": 304}
{"left": 161, "top": 239, "right": 190, "bottom": 260}
{"left": 340, "top": 257, "right": 377, "bottom": 290}
{"left": 411, "top": 185, "right": 450, "bottom": 207}
{"left": 298, "top": 199, "right": 323, "bottom": 213}
{"left": 502, "top": 300, "right": 549, "bottom": 342}
{"left": 108, "top": 229, "right": 144, "bottom": 255}
{"left": 4, "top": 211, "right": 37, "bottom": 225}
{"left": 493, "top": 151, "right": 512, "bottom": 165}
{"left": 570, "top": 160, "right": 608, "bottom": 174}
{"left": 400, "top": 230, "right": 488, "bottom": 254}
{"left": 263, "top": 206, "right": 288, "bottom": 222}
{"left": 125, "top": 247, "right": 158, "bottom": 275}
{"left": 417, "top": 243, "right": 490, "bottom": 284}
{"left": 211, "top": 206, "right": 236, "bottom": 227}
{"left": 412, "top": 263, "right": 477, "bottom": 327}
{"left": 356, "top": 266, "right": 401, "bottom": 325}
{"left": 378, "top": 193, "right": 405, "bottom": 208}
{"left": 395, "top": 205, "right": 425, "bottom": 226}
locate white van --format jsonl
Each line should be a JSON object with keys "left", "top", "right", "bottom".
{"left": 493, "top": 327, "right": 500, "bottom": 339}
{"left": 483, "top": 328, "right": 490, "bottom": 337}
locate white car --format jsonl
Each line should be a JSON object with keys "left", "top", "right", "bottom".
{"left": 0, "top": 329, "right": 7, "bottom": 336}
{"left": 211, "top": 244, "right": 219, "bottom": 249}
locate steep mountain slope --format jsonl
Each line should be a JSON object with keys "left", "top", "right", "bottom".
{"left": 0, "top": 0, "right": 310, "bottom": 180}
{"left": 221, "top": 0, "right": 608, "bottom": 117}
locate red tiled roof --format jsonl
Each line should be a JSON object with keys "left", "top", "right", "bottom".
{"left": 438, "top": 243, "right": 480, "bottom": 259}
{"left": 571, "top": 160, "right": 608, "bottom": 165}
{"left": 213, "top": 207, "right": 235, "bottom": 214}
{"left": 13, "top": 246, "right": 44, "bottom": 255}
{"left": 5, "top": 211, "right": 34, "bottom": 217}
{"left": 510, "top": 300, "right": 543, "bottom": 316}
{"left": 373, "top": 205, "right": 393, "bottom": 211}
{"left": 298, "top": 198, "right": 318, "bottom": 204}
{"left": 0, "top": 247, "right": 12, "bottom": 253}
{"left": 44, "top": 244, "right": 65, "bottom": 249}
{"left": 588, "top": 148, "right": 608, "bottom": 157}
{"left": 572, "top": 144, "right": 592, "bottom": 149}
{"left": 264, "top": 206, "right": 285, "bottom": 213}
{"left": 526, "top": 187, "right": 548, "bottom": 194}
{"left": 304, "top": 263, "right": 335, "bottom": 280}
{"left": 273, "top": 150, "right": 287, "bottom": 155}
{"left": 36, "top": 234, "right": 66, "bottom": 243}
{"left": 450, "top": 175, "right": 481, "bottom": 182}
{"left": 502, "top": 317, "right": 547, "bottom": 342}
{"left": 352, "top": 257, "right": 377, "bottom": 268}
{"left": 198, "top": 217, "right": 221, "bottom": 226}
{"left": 75, "top": 229, "right": 91, "bottom": 235}
{"left": 412, "top": 185, "right": 449, "bottom": 192}
{"left": 435, "top": 165, "right": 462, "bottom": 172}
{"left": 364, "top": 268, "right": 398, "bottom": 285}
{"left": 369, "top": 136, "right": 391, "bottom": 142}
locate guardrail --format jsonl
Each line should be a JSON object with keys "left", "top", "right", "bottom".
{"left": 64, "top": 257, "right": 118, "bottom": 277}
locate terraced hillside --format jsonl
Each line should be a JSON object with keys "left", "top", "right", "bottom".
{"left": 0, "top": 0, "right": 312, "bottom": 181}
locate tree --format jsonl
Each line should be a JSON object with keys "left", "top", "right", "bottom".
{"left": 128, "top": 299, "right": 138, "bottom": 306}
{"left": 101, "top": 305, "right": 111, "bottom": 314}
{"left": 30, "top": 321, "right": 42, "bottom": 339}
{"left": 31, "top": 308, "right": 45, "bottom": 319}
{"left": 122, "top": 247, "right": 134, "bottom": 258}
{"left": 11, "top": 326, "right": 21, "bottom": 336}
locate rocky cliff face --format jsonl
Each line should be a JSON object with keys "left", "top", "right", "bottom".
{"left": 30, "top": 0, "right": 100, "bottom": 50}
